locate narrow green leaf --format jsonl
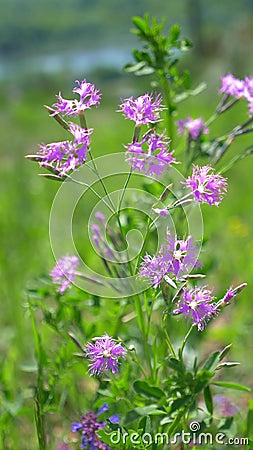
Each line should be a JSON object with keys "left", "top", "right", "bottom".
{"left": 138, "top": 415, "right": 152, "bottom": 434}
{"left": 135, "top": 405, "right": 166, "bottom": 416}
{"left": 124, "top": 61, "right": 147, "bottom": 73}
{"left": 170, "top": 395, "right": 191, "bottom": 413}
{"left": 202, "top": 351, "right": 220, "bottom": 371}
{"left": 212, "top": 381, "right": 251, "bottom": 392}
{"left": 135, "top": 66, "right": 155, "bottom": 76}
{"left": 38, "top": 173, "right": 65, "bottom": 182}
{"left": 218, "top": 344, "right": 232, "bottom": 361}
{"left": 133, "top": 380, "right": 165, "bottom": 399}
{"left": 216, "top": 362, "right": 240, "bottom": 370}
{"left": 246, "top": 400, "right": 253, "bottom": 439}
{"left": 132, "top": 16, "right": 148, "bottom": 34}
{"left": 169, "top": 24, "right": 180, "bottom": 43}
{"left": 167, "top": 357, "right": 185, "bottom": 372}
{"left": 204, "top": 386, "right": 213, "bottom": 415}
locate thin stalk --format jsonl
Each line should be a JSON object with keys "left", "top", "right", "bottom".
{"left": 162, "top": 312, "right": 176, "bottom": 358}
{"left": 117, "top": 168, "right": 133, "bottom": 213}
{"left": 88, "top": 150, "right": 116, "bottom": 213}
{"left": 160, "top": 74, "right": 174, "bottom": 143}
{"left": 79, "top": 111, "right": 116, "bottom": 213}
{"left": 129, "top": 351, "right": 148, "bottom": 378}
{"left": 29, "top": 301, "right": 46, "bottom": 450}
{"left": 178, "top": 325, "right": 194, "bottom": 359}
{"left": 133, "top": 292, "right": 154, "bottom": 381}
{"left": 65, "top": 174, "right": 114, "bottom": 214}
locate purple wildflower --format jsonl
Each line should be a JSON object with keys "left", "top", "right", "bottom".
{"left": 91, "top": 219, "right": 115, "bottom": 260}
{"left": 37, "top": 126, "right": 92, "bottom": 176}
{"left": 118, "top": 93, "right": 164, "bottom": 125}
{"left": 50, "top": 255, "right": 79, "bottom": 293}
{"left": 173, "top": 286, "right": 217, "bottom": 331}
{"left": 177, "top": 117, "right": 209, "bottom": 140}
{"left": 244, "top": 76, "right": 253, "bottom": 113}
{"left": 163, "top": 233, "right": 201, "bottom": 278}
{"left": 72, "top": 403, "right": 113, "bottom": 450}
{"left": 95, "top": 211, "right": 105, "bottom": 222}
{"left": 219, "top": 73, "right": 245, "bottom": 98}
{"left": 125, "top": 131, "right": 177, "bottom": 178}
{"left": 214, "top": 395, "right": 237, "bottom": 417}
{"left": 185, "top": 165, "right": 227, "bottom": 206}
{"left": 84, "top": 334, "right": 127, "bottom": 376}
{"left": 139, "top": 231, "right": 200, "bottom": 288}
{"left": 153, "top": 207, "right": 169, "bottom": 217}
{"left": 217, "top": 282, "right": 247, "bottom": 307}
{"left": 139, "top": 253, "right": 168, "bottom": 289}
{"left": 51, "top": 79, "right": 101, "bottom": 117}
{"left": 244, "top": 76, "right": 253, "bottom": 101}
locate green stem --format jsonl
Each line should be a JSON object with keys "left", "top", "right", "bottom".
{"left": 162, "top": 312, "right": 176, "bottom": 358}
{"left": 66, "top": 174, "right": 115, "bottom": 214}
{"left": 179, "top": 325, "right": 194, "bottom": 360}
{"left": 134, "top": 293, "right": 155, "bottom": 380}
{"left": 166, "top": 408, "right": 187, "bottom": 436}
{"left": 118, "top": 169, "right": 132, "bottom": 213}
{"left": 160, "top": 74, "right": 174, "bottom": 144}
{"left": 88, "top": 151, "right": 116, "bottom": 213}
{"left": 29, "top": 300, "right": 46, "bottom": 450}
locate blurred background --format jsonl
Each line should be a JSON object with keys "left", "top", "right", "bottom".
{"left": 0, "top": 0, "right": 253, "bottom": 445}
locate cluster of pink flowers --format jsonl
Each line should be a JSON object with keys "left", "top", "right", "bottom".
{"left": 50, "top": 255, "right": 79, "bottom": 293}
{"left": 139, "top": 231, "right": 201, "bottom": 287}
{"left": 177, "top": 117, "right": 209, "bottom": 140}
{"left": 185, "top": 165, "right": 227, "bottom": 206}
{"left": 28, "top": 79, "right": 101, "bottom": 177}
{"left": 38, "top": 124, "right": 92, "bottom": 176}
{"left": 220, "top": 73, "right": 253, "bottom": 113}
{"left": 43, "top": 77, "right": 246, "bottom": 369}
{"left": 51, "top": 79, "right": 101, "bottom": 117}
{"left": 125, "top": 131, "right": 177, "bottom": 178}
{"left": 84, "top": 334, "right": 127, "bottom": 376}
{"left": 172, "top": 283, "right": 247, "bottom": 331}
{"left": 118, "top": 93, "right": 164, "bottom": 126}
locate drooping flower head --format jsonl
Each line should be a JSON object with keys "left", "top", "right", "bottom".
{"left": 219, "top": 73, "right": 245, "bottom": 98}
{"left": 50, "top": 255, "right": 79, "bottom": 293}
{"left": 51, "top": 79, "right": 101, "bottom": 117}
{"left": 84, "top": 334, "right": 127, "bottom": 376}
{"left": 91, "top": 214, "right": 117, "bottom": 261}
{"left": 72, "top": 403, "right": 119, "bottom": 450}
{"left": 125, "top": 131, "right": 177, "bottom": 178}
{"left": 177, "top": 117, "right": 209, "bottom": 140}
{"left": 217, "top": 282, "right": 247, "bottom": 307}
{"left": 185, "top": 165, "right": 227, "bottom": 206}
{"left": 118, "top": 93, "right": 164, "bottom": 125}
{"left": 139, "top": 231, "right": 201, "bottom": 288}
{"left": 173, "top": 286, "right": 217, "bottom": 331}
{"left": 37, "top": 125, "right": 92, "bottom": 176}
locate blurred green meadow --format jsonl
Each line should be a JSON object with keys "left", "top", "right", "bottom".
{"left": 1, "top": 1, "right": 253, "bottom": 448}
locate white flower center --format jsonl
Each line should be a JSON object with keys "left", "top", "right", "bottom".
{"left": 173, "top": 250, "right": 183, "bottom": 260}
{"left": 198, "top": 183, "right": 206, "bottom": 194}
{"left": 103, "top": 350, "right": 111, "bottom": 358}
{"left": 189, "top": 300, "right": 198, "bottom": 310}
